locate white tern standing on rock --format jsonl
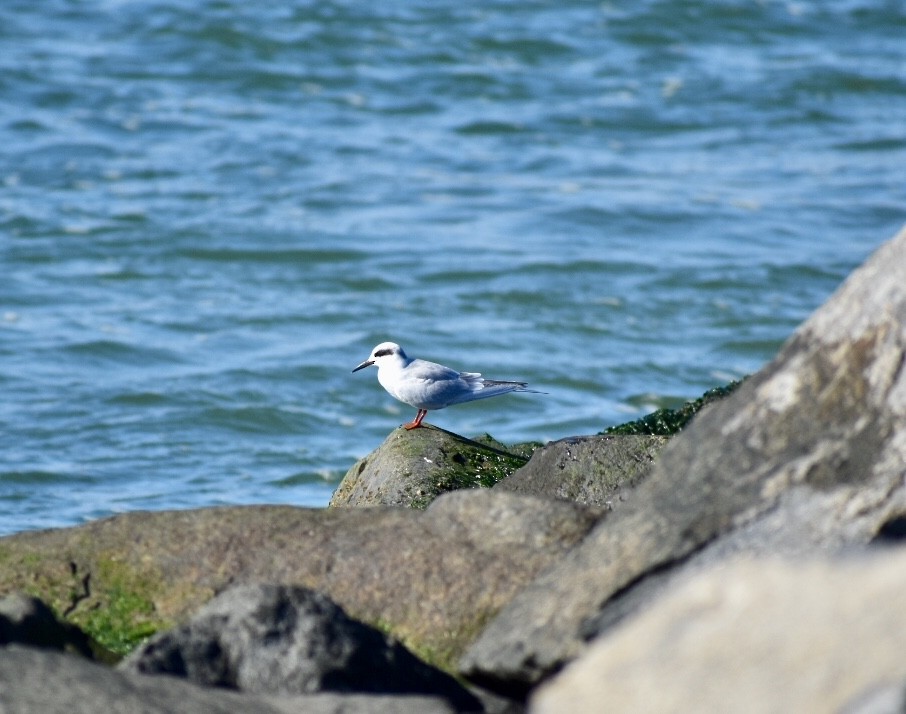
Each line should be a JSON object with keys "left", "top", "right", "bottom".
{"left": 352, "top": 341, "right": 542, "bottom": 429}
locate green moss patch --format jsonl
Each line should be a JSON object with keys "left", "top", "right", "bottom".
{"left": 0, "top": 543, "right": 174, "bottom": 658}
{"left": 66, "top": 555, "right": 172, "bottom": 656}
{"left": 406, "top": 435, "right": 532, "bottom": 509}
{"left": 605, "top": 379, "right": 746, "bottom": 436}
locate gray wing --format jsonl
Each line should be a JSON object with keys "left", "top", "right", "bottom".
{"left": 444, "top": 373, "right": 536, "bottom": 406}
{"left": 396, "top": 359, "right": 539, "bottom": 410}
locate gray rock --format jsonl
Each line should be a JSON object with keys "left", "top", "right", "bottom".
{"left": 530, "top": 552, "right": 906, "bottom": 714}
{"left": 494, "top": 434, "right": 668, "bottom": 509}
{"left": 0, "top": 645, "right": 457, "bottom": 714}
{"left": 330, "top": 426, "right": 530, "bottom": 508}
{"left": 460, "top": 226, "right": 906, "bottom": 695}
{"left": 0, "top": 592, "right": 110, "bottom": 662}
{"left": 0, "top": 489, "right": 596, "bottom": 672}
{"left": 120, "top": 583, "right": 481, "bottom": 711}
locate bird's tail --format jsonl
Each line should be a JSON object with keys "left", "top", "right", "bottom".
{"left": 449, "top": 375, "right": 544, "bottom": 405}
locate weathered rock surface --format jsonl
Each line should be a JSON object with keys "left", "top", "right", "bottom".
{"left": 0, "top": 645, "right": 458, "bottom": 714}
{"left": 530, "top": 552, "right": 906, "bottom": 714}
{"left": 460, "top": 226, "right": 906, "bottom": 694}
{"left": 120, "top": 583, "right": 481, "bottom": 710}
{"left": 494, "top": 434, "right": 668, "bottom": 509}
{"left": 330, "top": 426, "right": 531, "bottom": 508}
{"left": 0, "top": 489, "right": 596, "bottom": 670}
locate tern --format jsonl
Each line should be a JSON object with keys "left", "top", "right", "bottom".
{"left": 352, "top": 341, "right": 540, "bottom": 429}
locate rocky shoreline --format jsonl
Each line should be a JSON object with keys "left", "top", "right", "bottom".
{"left": 3, "top": 225, "right": 906, "bottom": 713}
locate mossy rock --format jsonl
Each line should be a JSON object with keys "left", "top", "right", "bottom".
{"left": 0, "top": 517, "right": 214, "bottom": 656}
{"left": 604, "top": 379, "right": 746, "bottom": 436}
{"left": 0, "top": 497, "right": 597, "bottom": 671}
{"left": 330, "top": 425, "right": 534, "bottom": 509}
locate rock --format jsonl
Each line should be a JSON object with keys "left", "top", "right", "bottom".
{"left": 0, "top": 592, "right": 113, "bottom": 663}
{"left": 120, "top": 583, "right": 481, "bottom": 711}
{"left": 460, "top": 226, "right": 906, "bottom": 695}
{"left": 839, "top": 682, "right": 906, "bottom": 714}
{"left": 602, "top": 381, "right": 744, "bottom": 436}
{"left": 494, "top": 434, "right": 668, "bottom": 509}
{"left": 0, "top": 489, "right": 597, "bottom": 671}
{"left": 330, "top": 426, "right": 531, "bottom": 508}
{"left": 530, "top": 552, "right": 906, "bottom": 714}
{"left": 0, "top": 645, "right": 458, "bottom": 714}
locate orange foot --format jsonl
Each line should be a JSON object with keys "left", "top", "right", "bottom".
{"left": 403, "top": 408, "right": 428, "bottom": 430}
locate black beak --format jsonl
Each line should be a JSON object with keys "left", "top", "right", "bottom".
{"left": 352, "top": 359, "right": 374, "bottom": 373}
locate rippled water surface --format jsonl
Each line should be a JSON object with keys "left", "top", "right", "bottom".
{"left": 1, "top": 0, "right": 904, "bottom": 534}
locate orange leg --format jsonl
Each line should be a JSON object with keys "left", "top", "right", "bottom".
{"left": 403, "top": 408, "right": 428, "bottom": 430}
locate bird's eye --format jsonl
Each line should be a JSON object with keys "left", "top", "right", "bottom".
{"left": 374, "top": 348, "right": 394, "bottom": 358}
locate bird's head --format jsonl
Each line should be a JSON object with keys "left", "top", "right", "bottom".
{"left": 352, "top": 342, "right": 409, "bottom": 372}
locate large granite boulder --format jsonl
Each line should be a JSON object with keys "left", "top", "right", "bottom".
{"left": 120, "top": 583, "right": 481, "bottom": 710}
{"left": 330, "top": 426, "right": 532, "bottom": 508}
{"left": 530, "top": 551, "right": 906, "bottom": 714}
{"left": 0, "top": 645, "right": 458, "bottom": 714}
{"left": 0, "top": 489, "right": 596, "bottom": 671}
{"left": 494, "top": 434, "right": 668, "bottom": 509}
{"left": 460, "top": 226, "right": 906, "bottom": 695}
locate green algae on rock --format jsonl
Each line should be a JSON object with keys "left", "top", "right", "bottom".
{"left": 330, "top": 425, "right": 534, "bottom": 509}
{"left": 603, "top": 379, "right": 746, "bottom": 436}
{"left": 0, "top": 548, "right": 171, "bottom": 658}
{"left": 0, "top": 495, "right": 597, "bottom": 672}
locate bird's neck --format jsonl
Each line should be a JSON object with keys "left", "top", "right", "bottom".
{"left": 379, "top": 355, "right": 409, "bottom": 375}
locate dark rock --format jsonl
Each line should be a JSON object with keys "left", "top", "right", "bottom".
{"left": 0, "top": 490, "right": 596, "bottom": 671}
{"left": 120, "top": 583, "right": 482, "bottom": 711}
{"left": 330, "top": 426, "right": 531, "bottom": 508}
{"left": 0, "top": 592, "right": 113, "bottom": 663}
{"left": 530, "top": 552, "right": 906, "bottom": 714}
{"left": 460, "top": 226, "right": 906, "bottom": 695}
{"left": 0, "top": 645, "right": 458, "bottom": 714}
{"left": 494, "top": 434, "right": 668, "bottom": 509}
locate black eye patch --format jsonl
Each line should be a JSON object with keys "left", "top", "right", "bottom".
{"left": 374, "top": 348, "right": 394, "bottom": 357}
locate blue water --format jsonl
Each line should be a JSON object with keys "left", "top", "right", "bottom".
{"left": 1, "top": 1, "right": 903, "bottom": 535}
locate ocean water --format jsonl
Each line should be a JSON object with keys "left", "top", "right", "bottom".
{"left": 1, "top": 0, "right": 903, "bottom": 535}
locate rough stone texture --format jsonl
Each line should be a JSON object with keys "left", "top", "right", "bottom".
{"left": 120, "top": 584, "right": 481, "bottom": 711}
{"left": 0, "top": 489, "right": 597, "bottom": 670}
{"left": 530, "top": 553, "right": 906, "bottom": 714}
{"left": 494, "top": 434, "right": 668, "bottom": 509}
{"left": 0, "top": 645, "right": 458, "bottom": 714}
{"left": 0, "top": 591, "right": 110, "bottom": 662}
{"left": 460, "top": 226, "right": 906, "bottom": 695}
{"left": 330, "top": 426, "right": 530, "bottom": 508}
